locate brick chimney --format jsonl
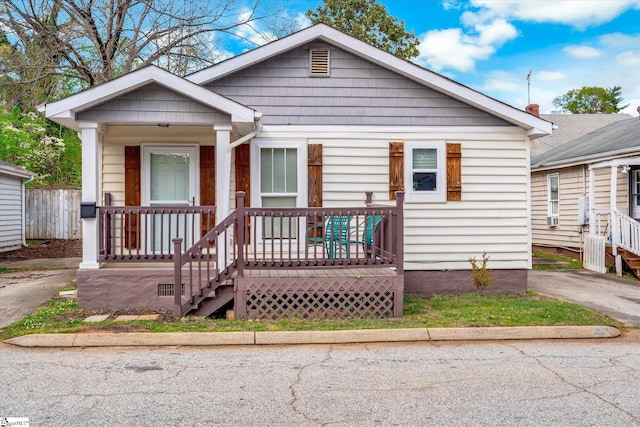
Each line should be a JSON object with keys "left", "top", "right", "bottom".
{"left": 525, "top": 103, "right": 540, "bottom": 117}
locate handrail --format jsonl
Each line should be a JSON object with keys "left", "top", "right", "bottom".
{"left": 611, "top": 208, "right": 640, "bottom": 257}
{"left": 173, "top": 191, "right": 404, "bottom": 315}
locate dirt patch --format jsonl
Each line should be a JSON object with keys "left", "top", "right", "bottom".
{"left": 0, "top": 240, "right": 82, "bottom": 262}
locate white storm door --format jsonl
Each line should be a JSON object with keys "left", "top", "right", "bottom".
{"left": 632, "top": 169, "right": 640, "bottom": 219}
{"left": 142, "top": 146, "right": 199, "bottom": 253}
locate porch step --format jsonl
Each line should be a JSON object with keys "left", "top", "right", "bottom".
{"left": 617, "top": 248, "right": 640, "bottom": 280}
{"left": 188, "top": 282, "right": 235, "bottom": 318}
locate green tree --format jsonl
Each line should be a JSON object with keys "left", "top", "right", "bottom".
{"left": 552, "top": 86, "right": 629, "bottom": 114}
{"left": 306, "top": 0, "right": 420, "bottom": 59}
{"left": 0, "top": 108, "right": 81, "bottom": 187}
{"left": 0, "top": 0, "right": 270, "bottom": 92}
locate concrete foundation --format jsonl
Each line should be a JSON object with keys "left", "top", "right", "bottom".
{"left": 404, "top": 269, "right": 527, "bottom": 294}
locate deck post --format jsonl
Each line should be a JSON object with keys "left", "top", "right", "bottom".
{"left": 365, "top": 191, "right": 373, "bottom": 205}
{"left": 236, "top": 191, "right": 246, "bottom": 277}
{"left": 173, "top": 238, "right": 183, "bottom": 315}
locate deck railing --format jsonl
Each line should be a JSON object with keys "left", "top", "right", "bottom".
{"left": 171, "top": 191, "right": 404, "bottom": 315}
{"left": 98, "top": 194, "right": 216, "bottom": 262}
{"left": 611, "top": 208, "right": 640, "bottom": 257}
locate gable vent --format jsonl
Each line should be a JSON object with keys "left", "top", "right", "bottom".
{"left": 310, "top": 49, "right": 330, "bottom": 76}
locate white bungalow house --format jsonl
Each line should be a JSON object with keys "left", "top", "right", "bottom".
{"left": 0, "top": 160, "right": 36, "bottom": 253}
{"left": 38, "top": 24, "right": 551, "bottom": 319}
{"left": 531, "top": 116, "right": 640, "bottom": 276}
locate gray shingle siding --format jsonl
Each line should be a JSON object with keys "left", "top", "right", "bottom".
{"left": 206, "top": 42, "right": 511, "bottom": 127}
{"left": 77, "top": 83, "right": 231, "bottom": 125}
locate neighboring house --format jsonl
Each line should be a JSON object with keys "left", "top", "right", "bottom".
{"left": 0, "top": 160, "right": 36, "bottom": 253}
{"left": 38, "top": 24, "right": 551, "bottom": 319}
{"left": 532, "top": 113, "right": 632, "bottom": 157}
{"left": 531, "top": 117, "right": 640, "bottom": 275}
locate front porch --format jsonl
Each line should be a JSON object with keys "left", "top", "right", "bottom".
{"left": 585, "top": 158, "right": 640, "bottom": 277}
{"left": 80, "top": 192, "right": 405, "bottom": 319}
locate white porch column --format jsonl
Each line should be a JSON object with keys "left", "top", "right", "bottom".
{"left": 214, "top": 124, "right": 233, "bottom": 220}
{"left": 610, "top": 165, "right": 622, "bottom": 275}
{"left": 79, "top": 122, "right": 101, "bottom": 269}
{"left": 588, "top": 167, "right": 595, "bottom": 235}
{"left": 214, "top": 124, "right": 232, "bottom": 266}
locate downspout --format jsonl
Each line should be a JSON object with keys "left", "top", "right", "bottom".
{"left": 21, "top": 175, "right": 35, "bottom": 247}
{"left": 230, "top": 113, "right": 263, "bottom": 151}
{"left": 219, "top": 113, "right": 263, "bottom": 220}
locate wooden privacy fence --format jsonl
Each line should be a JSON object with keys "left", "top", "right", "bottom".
{"left": 25, "top": 188, "right": 82, "bottom": 240}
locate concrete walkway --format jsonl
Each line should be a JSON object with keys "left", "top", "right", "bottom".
{"left": 529, "top": 269, "right": 640, "bottom": 327}
{"left": 0, "top": 268, "right": 77, "bottom": 328}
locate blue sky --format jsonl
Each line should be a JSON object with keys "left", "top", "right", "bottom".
{"left": 231, "top": 0, "right": 640, "bottom": 116}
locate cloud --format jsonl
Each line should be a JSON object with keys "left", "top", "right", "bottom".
{"left": 419, "top": 28, "right": 494, "bottom": 72}
{"left": 600, "top": 32, "right": 640, "bottom": 48}
{"left": 536, "top": 71, "right": 566, "bottom": 81}
{"left": 482, "top": 71, "right": 520, "bottom": 92}
{"left": 470, "top": 0, "right": 640, "bottom": 29}
{"left": 563, "top": 45, "right": 603, "bottom": 59}
{"left": 617, "top": 51, "right": 640, "bottom": 67}
{"left": 418, "top": 18, "right": 517, "bottom": 72}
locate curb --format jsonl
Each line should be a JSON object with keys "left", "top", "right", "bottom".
{"left": 4, "top": 326, "right": 621, "bottom": 347}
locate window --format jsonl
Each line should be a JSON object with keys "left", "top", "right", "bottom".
{"left": 404, "top": 141, "right": 446, "bottom": 202}
{"left": 252, "top": 140, "right": 307, "bottom": 239}
{"left": 547, "top": 173, "right": 559, "bottom": 224}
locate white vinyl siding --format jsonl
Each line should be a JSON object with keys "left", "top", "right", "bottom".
{"left": 0, "top": 174, "right": 25, "bottom": 252}
{"left": 311, "top": 127, "right": 530, "bottom": 270}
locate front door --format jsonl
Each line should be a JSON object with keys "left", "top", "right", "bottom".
{"left": 142, "top": 145, "right": 199, "bottom": 253}
{"left": 632, "top": 169, "right": 640, "bottom": 219}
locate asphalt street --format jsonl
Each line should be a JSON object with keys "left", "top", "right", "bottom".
{"left": 2, "top": 334, "right": 640, "bottom": 426}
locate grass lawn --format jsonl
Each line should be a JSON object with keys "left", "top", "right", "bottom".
{"left": 533, "top": 250, "right": 584, "bottom": 270}
{"left": 1, "top": 291, "right": 621, "bottom": 341}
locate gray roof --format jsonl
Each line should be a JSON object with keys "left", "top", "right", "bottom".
{"left": 531, "top": 113, "right": 632, "bottom": 157}
{"left": 531, "top": 117, "right": 640, "bottom": 169}
{"left": 0, "top": 159, "right": 35, "bottom": 179}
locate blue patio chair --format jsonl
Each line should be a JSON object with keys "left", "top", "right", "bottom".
{"left": 349, "top": 215, "right": 383, "bottom": 255}
{"left": 306, "top": 215, "right": 352, "bottom": 259}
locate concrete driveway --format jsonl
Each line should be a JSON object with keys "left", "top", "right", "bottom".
{"left": 0, "top": 258, "right": 79, "bottom": 328}
{"left": 529, "top": 269, "right": 640, "bottom": 327}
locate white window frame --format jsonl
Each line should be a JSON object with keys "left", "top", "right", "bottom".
{"left": 404, "top": 140, "right": 446, "bottom": 202}
{"left": 547, "top": 173, "right": 559, "bottom": 220}
{"left": 251, "top": 139, "right": 308, "bottom": 246}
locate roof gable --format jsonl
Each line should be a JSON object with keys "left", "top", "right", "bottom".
{"left": 188, "top": 24, "right": 551, "bottom": 136}
{"left": 39, "top": 66, "right": 256, "bottom": 131}
{"left": 204, "top": 41, "right": 512, "bottom": 127}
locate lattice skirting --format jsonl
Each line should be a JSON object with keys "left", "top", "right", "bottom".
{"left": 235, "top": 275, "right": 404, "bottom": 320}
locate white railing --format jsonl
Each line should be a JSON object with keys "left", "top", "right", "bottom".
{"left": 611, "top": 208, "right": 640, "bottom": 257}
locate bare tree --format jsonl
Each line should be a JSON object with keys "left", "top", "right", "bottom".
{"left": 0, "top": 0, "right": 271, "bottom": 95}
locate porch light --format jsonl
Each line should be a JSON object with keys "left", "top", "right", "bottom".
{"left": 621, "top": 165, "right": 630, "bottom": 174}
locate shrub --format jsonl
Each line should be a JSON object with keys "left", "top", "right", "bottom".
{"left": 468, "top": 251, "right": 494, "bottom": 295}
